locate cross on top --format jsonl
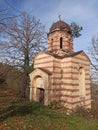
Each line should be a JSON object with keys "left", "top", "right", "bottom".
{"left": 58, "top": 15, "right": 61, "bottom": 21}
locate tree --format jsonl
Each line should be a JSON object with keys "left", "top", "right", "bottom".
{"left": 0, "top": 63, "right": 9, "bottom": 84}
{"left": 1, "top": 13, "right": 46, "bottom": 97}
{"left": 88, "top": 36, "right": 98, "bottom": 102}
{"left": 88, "top": 35, "right": 98, "bottom": 84}
{"left": 0, "top": 8, "right": 10, "bottom": 33}
{"left": 0, "top": 7, "right": 21, "bottom": 63}
{"left": 70, "top": 22, "right": 83, "bottom": 38}
{"left": 0, "top": 8, "right": 20, "bottom": 33}
{"left": 0, "top": 63, "right": 24, "bottom": 95}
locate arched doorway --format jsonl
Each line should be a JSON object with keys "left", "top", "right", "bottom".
{"left": 36, "top": 77, "right": 44, "bottom": 104}
{"left": 37, "top": 88, "right": 44, "bottom": 104}
{"left": 29, "top": 68, "right": 50, "bottom": 105}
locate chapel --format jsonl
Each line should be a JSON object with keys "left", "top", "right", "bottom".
{"left": 29, "top": 19, "right": 91, "bottom": 112}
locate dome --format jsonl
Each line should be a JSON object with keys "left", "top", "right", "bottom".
{"left": 50, "top": 20, "right": 72, "bottom": 33}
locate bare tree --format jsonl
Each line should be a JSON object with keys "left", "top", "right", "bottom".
{"left": 0, "top": 8, "right": 20, "bottom": 33}
{"left": 1, "top": 13, "right": 46, "bottom": 97}
{"left": 0, "top": 5, "right": 22, "bottom": 63}
{"left": 88, "top": 35, "right": 98, "bottom": 84}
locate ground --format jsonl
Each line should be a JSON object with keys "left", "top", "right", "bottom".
{"left": 0, "top": 87, "right": 98, "bottom": 130}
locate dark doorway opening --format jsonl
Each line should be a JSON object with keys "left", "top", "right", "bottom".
{"left": 60, "top": 37, "right": 63, "bottom": 49}
{"left": 37, "top": 88, "right": 44, "bottom": 104}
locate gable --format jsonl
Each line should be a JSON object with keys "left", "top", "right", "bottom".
{"left": 33, "top": 51, "right": 54, "bottom": 62}
{"left": 29, "top": 68, "right": 50, "bottom": 78}
{"left": 74, "top": 51, "right": 90, "bottom": 62}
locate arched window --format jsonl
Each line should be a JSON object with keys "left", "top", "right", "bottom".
{"left": 79, "top": 67, "right": 85, "bottom": 97}
{"left": 60, "top": 37, "right": 63, "bottom": 49}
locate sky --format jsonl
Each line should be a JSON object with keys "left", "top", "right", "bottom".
{"left": 1, "top": 0, "right": 98, "bottom": 52}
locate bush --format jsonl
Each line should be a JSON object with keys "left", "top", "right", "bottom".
{"left": 75, "top": 106, "right": 91, "bottom": 119}
{"left": 90, "top": 101, "right": 98, "bottom": 119}
{"left": 75, "top": 101, "right": 98, "bottom": 120}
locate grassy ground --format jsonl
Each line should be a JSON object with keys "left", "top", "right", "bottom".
{"left": 0, "top": 87, "right": 98, "bottom": 130}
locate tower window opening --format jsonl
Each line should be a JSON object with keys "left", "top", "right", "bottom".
{"left": 51, "top": 39, "right": 53, "bottom": 50}
{"left": 60, "top": 37, "right": 63, "bottom": 49}
{"left": 67, "top": 31, "right": 72, "bottom": 35}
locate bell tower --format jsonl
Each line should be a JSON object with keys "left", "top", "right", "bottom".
{"left": 47, "top": 20, "right": 73, "bottom": 53}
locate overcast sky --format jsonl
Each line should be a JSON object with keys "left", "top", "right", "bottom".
{"left": 1, "top": 0, "right": 98, "bottom": 52}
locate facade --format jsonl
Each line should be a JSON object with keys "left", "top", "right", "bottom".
{"left": 29, "top": 20, "right": 91, "bottom": 112}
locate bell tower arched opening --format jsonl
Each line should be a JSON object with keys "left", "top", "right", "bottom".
{"left": 51, "top": 38, "right": 53, "bottom": 51}
{"left": 60, "top": 37, "right": 63, "bottom": 49}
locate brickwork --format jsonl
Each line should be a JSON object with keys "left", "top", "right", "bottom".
{"left": 48, "top": 31, "right": 73, "bottom": 52}
{"left": 29, "top": 20, "right": 91, "bottom": 113}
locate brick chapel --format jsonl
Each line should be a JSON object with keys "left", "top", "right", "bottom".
{"left": 29, "top": 19, "right": 91, "bottom": 112}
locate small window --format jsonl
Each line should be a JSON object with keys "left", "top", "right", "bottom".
{"left": 67, "top": 31, "right": 72, "bottom": 35}
{"left": 60, "top": 37, "right": 63, "bottom": 49}
{"left": 51, "top": 39, "right": 53, "bottom": 50}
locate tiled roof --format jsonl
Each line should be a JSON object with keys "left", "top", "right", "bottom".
{"left": 49, "top": 20, "right": 72, "bottom": 33}
{"left": 38, "top": 68, "right": 52, "bottom": 75}
{"left": 46, "top": 50, "right": 89, "bottom": 59}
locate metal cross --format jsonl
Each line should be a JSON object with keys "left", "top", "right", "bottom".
{"left": 58, "top": 15, "right": 61, "bottom": 21}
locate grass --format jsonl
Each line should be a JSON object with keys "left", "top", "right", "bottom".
{"left": 0, "top": 87, "right": 98, "bottom": 130}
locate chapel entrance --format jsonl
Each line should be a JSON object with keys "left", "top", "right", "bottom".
{"left": 37, "top": 88, "right": 44, "bottom": 103}
{"left": 36, "top": 77, "right": 44, "bottom": 104}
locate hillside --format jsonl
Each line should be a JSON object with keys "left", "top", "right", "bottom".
{"left": 0, "top": 87, "right": 98, "bottom": 130}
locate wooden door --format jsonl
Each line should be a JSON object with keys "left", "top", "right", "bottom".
{"left": 38, "top": 88, "right": 44, "bottom": 104}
